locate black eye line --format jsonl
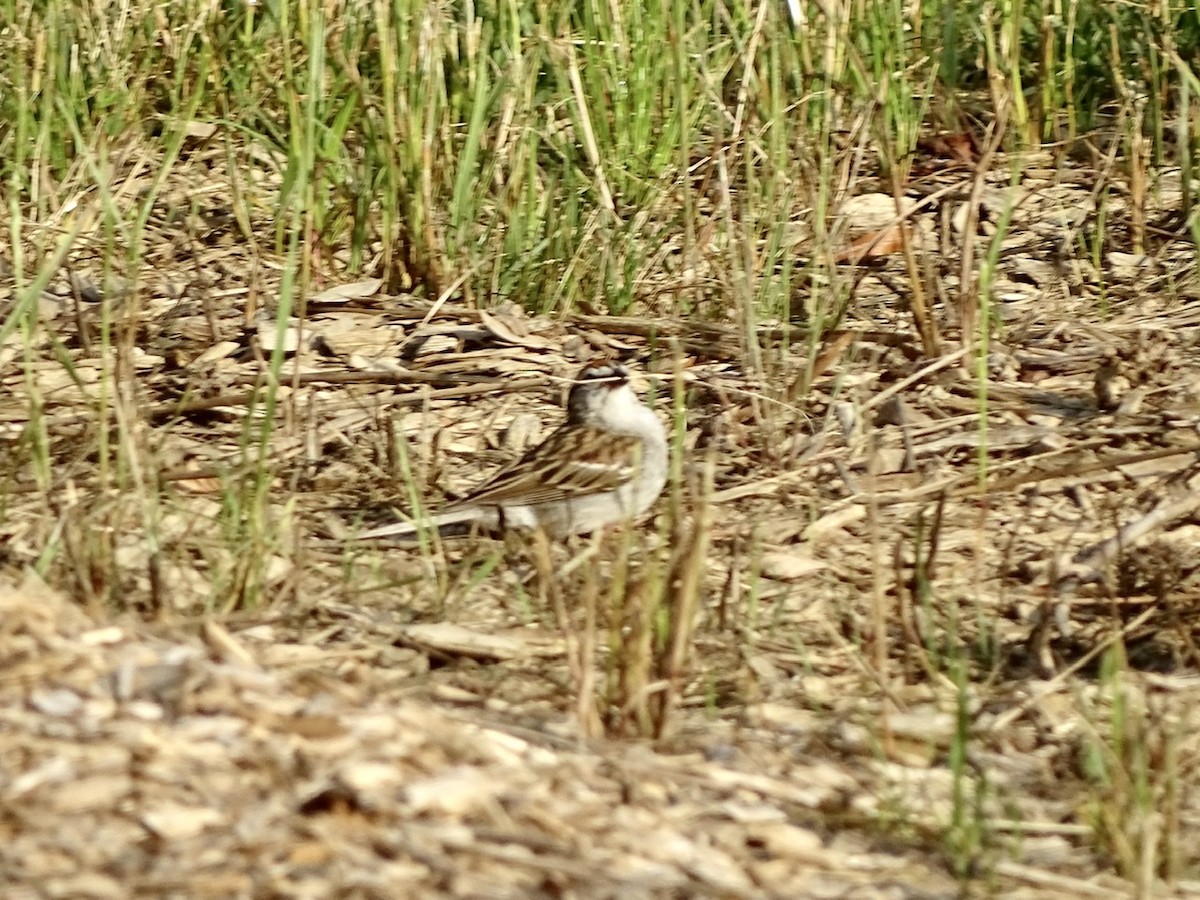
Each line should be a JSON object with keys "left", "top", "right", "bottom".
{"left": 579, "top": 366, "right": 628, "bottom": 387}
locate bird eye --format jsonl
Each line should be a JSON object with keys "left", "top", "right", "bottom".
{"left": 575, "top": 361, "right": 630, "bottom": 389}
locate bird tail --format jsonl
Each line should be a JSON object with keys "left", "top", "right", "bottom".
{"left": 350, "top": 506, "right": 485, "bottom": 541}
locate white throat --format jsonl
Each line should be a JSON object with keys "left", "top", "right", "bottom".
{"left": 591, "top": 384, "right": 663, "bottom": 440}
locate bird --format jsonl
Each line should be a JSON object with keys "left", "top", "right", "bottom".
{"left": 352, "top": 361, "right": 669, "bottom": 540}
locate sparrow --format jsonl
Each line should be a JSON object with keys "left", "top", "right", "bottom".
{"left": 353, "top": 362, "right": 669, "bottom": 540}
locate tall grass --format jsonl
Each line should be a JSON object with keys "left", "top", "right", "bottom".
{"left": 4, "top": 0, "right": 1197, "bottom": 323}
{"left": 1, "top": 0, "right": 1199, "bottom": 884}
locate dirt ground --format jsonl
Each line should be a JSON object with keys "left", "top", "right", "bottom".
{"left": 3, "top": 143, "right": 1200, "bottom": 897}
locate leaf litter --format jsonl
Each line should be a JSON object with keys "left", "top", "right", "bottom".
{"left": 0, "top": 139, "right": 1199, "bottom": 896}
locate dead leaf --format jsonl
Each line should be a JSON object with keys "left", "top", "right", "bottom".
{"left": 478, "top": 309, "right": 554, "bottom": 349}
{"left": 809, "top": 330, "right": 856, "bottom": 379}
{"left": 310, "top": 278, "right": 384, "bottom": 304}
{"left": 834, "top": 223, "right": 911, "bottom": 263}
{"left": 760, "top": 550, "right": 828, "bottom": 581}
{"left": 399, "top": 623, "right": 564, "bottom": 661}
{"left": 917, "top": 131, "right": 979, "bottom": 165}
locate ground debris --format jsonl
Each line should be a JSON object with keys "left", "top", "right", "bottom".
{"left": 0, "top": 573, "right": 966, "bottom": 896}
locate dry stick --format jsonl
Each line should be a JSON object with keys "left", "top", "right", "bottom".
{"left": 536, "top": 528, "right": 600, "bottom": 739}
{"left": 65, "top": 265, "right": 95, "bottom": 354}
{"left": 565, "top": 42, "right": 617, "bottom": 221}
{"left": 860, "top": 347, "right": 970, "bottom": 413}
{"left": 714, "top": 0, "right": 766, "bottom": 385}
{"left": 1059, "top": 489, "right": 1200, "bottom": 591}
{"left": 5, "top": 378, "right": 548, "bottom": 496}
{"left": 842, "top": 441, "right": 1200, "bottom": 511}
{"left": 718, "top": 0, "right": 769, "bottom": 381}
{"left": 992, "top": 860, "right": 1132, "bottom": 899}
{"left": 337, "top": 302, "right": 755, "bottom": 346}
{"left": 888, "top": 168, "right": 939, "bottom": 359}
{"left": 866, "top": 425, "right": 893, "bottom": 753}
{"left": 395, "top": 268, "right": 474, "bottom": 357}
{"left": 983, "top": 605, "right": 1158, "bottom": 737}
{"left": 148, "top": 375, "right": 547, "bottom": 421}
{"left": 659, "top": 456, "right": 715, "bottom": 738}
{"left": 965, "top": 441, "right": 1200, "bottom": 498}
{"left": 712, "top": 147, "right": 763, "bottom": 382}
{"left": 955, "top": 110, "right": 1007, "bottom": 359}
{"left": 710, "top": 439, "right": 1200, "bottom": 518}
{"left": 575, "top": 532, "right": 600, "bottom": 738}
{"left": 570, "top": 311, "right": 926, "bottom": 357}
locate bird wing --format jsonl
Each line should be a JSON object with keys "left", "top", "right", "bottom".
{"left": 448, "top": 425, "right": 643, "bottom": 510}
